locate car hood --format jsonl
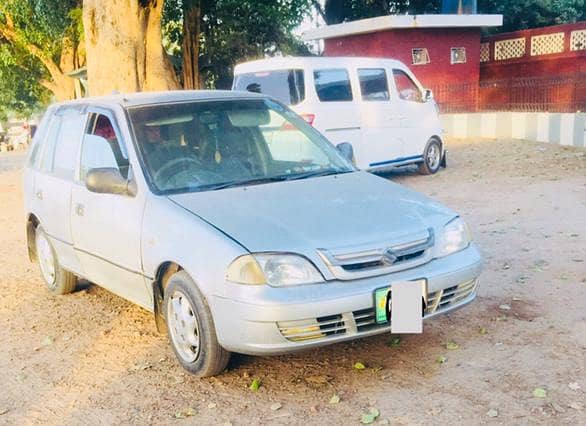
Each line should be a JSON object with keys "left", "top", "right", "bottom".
{"left": 168, "top": 171, "right": 456, "bottom": 253}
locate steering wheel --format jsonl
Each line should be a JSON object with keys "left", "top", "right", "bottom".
{"left": 153, "top": 157, "right": 202, "bottom": 188}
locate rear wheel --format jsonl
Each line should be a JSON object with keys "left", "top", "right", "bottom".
{"left": 418, "top": 138, "right": 443, "bottom": 175}
{"left": 164, "top": 271, "right": 231, "bottom": 377}
{"left": 35, "top": 226, "right": 77, "bottom": 295}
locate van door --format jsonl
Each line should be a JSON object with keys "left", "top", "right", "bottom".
{"left": 32, "top": 106, "right": 86, "bottom": 274}
{"left": 310, "top": 68, "right": 361, "bottom": 155}
{"left": 355, "top": 67, "right": 404, "bottom": 168}
{"left": 70, "top": 109, "right": 151, "bottom": 309}
{"left": 390, "top": 69, "right": 430, "bottom": 160}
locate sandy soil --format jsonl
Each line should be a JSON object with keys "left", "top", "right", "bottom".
{"left": 0, "top": 138, "right": 584, "bottom": 425}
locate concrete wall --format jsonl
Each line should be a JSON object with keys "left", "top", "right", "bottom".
{"left": 440, "top": 112, "right": 586, "bottom": 147}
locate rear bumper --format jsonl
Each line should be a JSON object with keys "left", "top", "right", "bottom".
{"left": 210, "top": 244, "right": 482, "bottom": 355}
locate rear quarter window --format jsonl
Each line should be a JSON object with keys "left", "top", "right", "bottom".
{"left": 233, "top": 70, "right": 305, "bottom": 105}
{"left": 27, "top": 109, "right": 54, "bottom": 169}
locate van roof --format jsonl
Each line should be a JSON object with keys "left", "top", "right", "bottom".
{"left": 234, "top": 56, "right": 408, "bottom": 74}
{"left": 51, "top": 90, "right": 266, "bottom": 109}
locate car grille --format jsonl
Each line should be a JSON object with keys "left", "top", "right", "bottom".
{"left": 277, "top": 279, "right": 478, "bottom": 343}
{"left": 317, "top": 228, "right": 434, "bottom": 280}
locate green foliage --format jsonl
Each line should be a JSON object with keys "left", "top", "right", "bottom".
{"left": 164, "top": 0, "right": 312, "bottom": 89}
{"left": 479, "top": 0, "right": 585, "bottom": 33}
{"left": 0, "top": 0, "right": 79, "bottom": 118}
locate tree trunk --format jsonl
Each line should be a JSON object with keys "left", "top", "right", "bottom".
{"left": 182, "top": 0, "right": 201, "bottom": 89}
{"left": 83, "top": 0, "right": 180, "bottom": 96}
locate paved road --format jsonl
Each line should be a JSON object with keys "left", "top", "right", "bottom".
{"left": 0, "top": 152, "right": 27, "bottom": 172}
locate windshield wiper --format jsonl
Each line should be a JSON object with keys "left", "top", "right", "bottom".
{"left": 281, "top": 169, "right": 353, "bottom": 181}
{"left": 192, "top": 176, "right": 289, "bottom": 192}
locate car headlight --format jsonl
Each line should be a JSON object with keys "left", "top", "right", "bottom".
{"left": 436, "top": 217, "right": 472, "bottom": 257}
{"left": 226, "top": 253, "right": 324, "bottom": 287}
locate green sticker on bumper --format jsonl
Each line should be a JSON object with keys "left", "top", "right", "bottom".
{"left": 374, "top": 287, "right": 390, "bottom": 324}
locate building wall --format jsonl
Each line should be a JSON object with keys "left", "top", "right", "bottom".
{"left": 323, "top": 28, "right": 482, "bottom": 111}
{"left": 480, "top": 22, "right": 586, "bottom": 80}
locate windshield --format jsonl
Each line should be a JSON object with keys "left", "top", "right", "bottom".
{"left": 128, "top": 99, "right": 354, "bottom": 194}
{"left": 233, "top": 70, "right": 305, "bottom": 105}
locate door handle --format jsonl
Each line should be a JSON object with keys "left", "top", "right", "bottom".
{"left": 35, "top": 190, "right": 43, "bottom": 200}
{"left": 75, "top": 203, "right": 84, "bottom": 216}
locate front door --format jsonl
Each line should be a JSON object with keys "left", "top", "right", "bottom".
{"left": 70, "top": 109, "right": 151, "bottom": 309}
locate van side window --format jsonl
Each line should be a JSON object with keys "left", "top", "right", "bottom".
{"left": 392, "top": 69, "right": 423, "bottom": 103}
{"left": 80, "top": 113, "right": 129, "bottom": 181}
{"left": 52, "top": 109, "right": 87, "bottom": 180}
{"left": 358, "top": 69, "right": 390, "bottom": 101}
{"left": 313, "top": 69, "right": 353, "bottom": 102}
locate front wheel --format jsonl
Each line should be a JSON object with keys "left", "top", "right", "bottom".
{"left": 164, "top": 271, "right": 231, "bottom": 377}
{"left": 418, "top": 139, "right": 443, "bottom": 175}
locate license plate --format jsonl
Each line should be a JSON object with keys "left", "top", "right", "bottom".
{"left": 374, "top": 280, "right": 425, "bottom": 333}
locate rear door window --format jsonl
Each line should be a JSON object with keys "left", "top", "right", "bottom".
{"left": 358, "top": 68, "right": 390, "bottom": 101}
{"left": 233, "top": 70, "right": 305, "bottom": 105}
{"left": 52, "top": 108, "right": 86, "bottom": 180}
{"left": 38, "top": 115, "right": 62, "bottom": 173}
{"left": 313, "top": 68, "right": 353, "bottom": 102}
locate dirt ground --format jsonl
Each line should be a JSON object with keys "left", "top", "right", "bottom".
{"left": 0, "top": 138, "right": 584, "bottom": 425}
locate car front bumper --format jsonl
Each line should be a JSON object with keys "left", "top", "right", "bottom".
{"left": 211, "top": 243, "right": 482, "bottom": 355}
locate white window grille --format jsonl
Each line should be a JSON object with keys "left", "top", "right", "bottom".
{"left": 480, "top": 42, "right": 490, "bottom": 62}
{"left": 531, "top": 32, "right": 565, "bottom": 55}
{"left": 494, "top": 37, "right": 526, "bottom": 60}
{"left": 411, "top": 48, "right": 430, "bottom": 65}
{"left": 570, "top": 29, "right": 586, "bottom": 51}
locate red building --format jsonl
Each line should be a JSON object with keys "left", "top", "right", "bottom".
{"left": 302, "top": 14, "right": 502, "bottom": 111}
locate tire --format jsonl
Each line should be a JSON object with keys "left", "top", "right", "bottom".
{"left": 418, "top": 138, "right": 443, "bottom": 175}
{"left": 164, "top": 271, "right": 231, "bottom": 377}
{"left": 34, "top": 226, "right": 77, "bottom": 295}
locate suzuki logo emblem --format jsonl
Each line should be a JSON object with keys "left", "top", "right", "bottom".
{"left": 382, "top": 248, "right": 398, "bottom": 265}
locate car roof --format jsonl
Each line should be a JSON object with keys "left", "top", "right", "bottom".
{"left": 52, "top": 90, "right": 266, "bottom": 110}
{"left": 234, "top": 56, "right": 408, "bottom": 74}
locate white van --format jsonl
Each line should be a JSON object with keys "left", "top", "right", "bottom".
{"left": 233, "top": 57, "right": 445, "bottom": 174}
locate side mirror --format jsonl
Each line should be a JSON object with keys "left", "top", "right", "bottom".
{"left": 336, "top": 142, "right": 355, "bottom": 163}
{"left": 424, "top": 89, "right": 434, "bottom": 102}
{"left": 86, "top": 167, "right": 137, "bottom": 196}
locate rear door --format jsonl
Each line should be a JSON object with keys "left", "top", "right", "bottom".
{"left": 32, "top": 106, "right": 86, "bottom": 274}
{"left": 70, "top": 108, "right": 151, "bottom": 309}
{"left": 356, "top": 67, "right": 404, "bottom": 168}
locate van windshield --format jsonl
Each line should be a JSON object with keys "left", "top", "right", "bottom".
{"left": 128, "top": 99, "right": 354, "bottom": 195}
{"left": 233, "top": 70, "right": 305, "bottom": 106}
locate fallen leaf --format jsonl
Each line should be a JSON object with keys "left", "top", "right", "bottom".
{"left": 173, "top": 408, "right": 196, "bottom": 419}
{"left": 568, "top": 401, "right": 583, "bottom": 410}
{"left": 41, "top": 336, "right": 54, "bottom": 346}
{"left": 436, "top": 355, "right": 447, "bottom": 364}
{"left": 568, "top": 382, "right": 581, "bottom": 391}
{"left": 446, "top": 341, "right": 459, "bottom": 350}
{"left": 502, "top": 262, "right": 511, "bottom": 270}
{"left": 304, "top": 375, "right": 332, "bottom": 385}
{"left": 389, "top": 336, "right": 401, "bottom": 347}
{"left": 532, "top": 387, "right": 547, "bottom": 398}
{"left": 329, "top": 394, "right": 340, "bottom": 404}
{"left": 516, "top": 275, "right": 528, "bottom": 284}
{"left": 0, "top": 408, "right": 8, "bottom": 416}
{"left": 549, "top": 402, "right": 565, "bottom": 413}
{"left": 360, "top": 407, "right": 380, "bottom": 424}
{"left": 486, "top": 408, "right": 498, "bottom": 418}
{"left": 270, "top": 403, "right": 282, "bottom": 411}
{"left": 207, "top": 403, "right": 217, "bottom": 409}
{"left": 478, "top": 327, "right": 488, "bottom": 335}
{"left": 249, "top": 378, "right": 261, "bottom": 392}
{"left": 499, "top": 304, "right": 511, "bottom": 311}
{"left": 353, "top": 362, "right": 366, "bottom": 370}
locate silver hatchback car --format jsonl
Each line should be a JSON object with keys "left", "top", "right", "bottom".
{"left": 23, "top": 91, "right": 482, "bottom": 377}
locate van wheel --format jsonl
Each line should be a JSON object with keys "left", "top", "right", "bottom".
{"left": 164, "top": 271, "right": 231, "bottom": 377}
{"left": 35, "top": 226, "right": 77, "bottom": 295}
{"left": 418, "top": 138, "right": 443, "bottom": 175}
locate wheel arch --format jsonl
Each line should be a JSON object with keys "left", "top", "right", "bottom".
{"left": 152, "top": 261, "right": 184, "bottom": 333}
{"left": 26, "top": 213, "right": 40, "bottom": 262}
